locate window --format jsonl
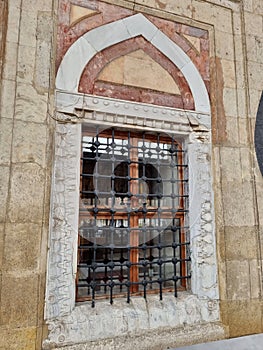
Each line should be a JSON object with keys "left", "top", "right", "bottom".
{"left": 77, "top": 125, "right": 190, "bottom": 305}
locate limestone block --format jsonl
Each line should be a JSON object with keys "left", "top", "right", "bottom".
{"left": 8, "top": 163, "right": 45, "bottom": 223}
{"left": 221, "top": 59, "right": 236, "bottom": 88}
{"left": 253, "top": 0, "right": 263, "bottom": 15}
{"left": 244, "top": 12, "right": 263, "bottom": 36}
{"left": 215, "top": 31, "right": 235, "bottom": 60}
{"left": 232, "top": 12, "right": 242, "bottom": 35}
{"left": 223, "top": 88, "right": 238, "bottom": 117}
{"left": 224, "top": 226, "right": 257, "bottom": 260}
{"left": 17, "top": 44, "right": 36, "bottom": 83}
{"left": 255, "top": 185, "right": 263, "bottom": 225}
{"left": 217, "top": 259, "right": 227, "bottom": 301}
{"left": 0, "top": 223, "right": 4, "bottom": 270}
{"left": 0, "top": 326, "right": 36, "bottom": 350}
{"left": 6, "top": 2, "right": 21, "bottom": 44}
{"left": 226, "top": 260, "right": 250, "bottom": 300}
{"left": 192, "top": 1, "right": 232, "bottom": 33}
{"left": 2, "top": 41, "right": 18, "bottom": 81}
{"left": 137, "top": 0, "right": 193, "bottom": 17}
{"left": 226, "top": 117, "right": 239, "bottom": 145}
{"left": 12, "top": 120, "right": 47, "bottom": 167}
{"left": 0, "top": 79, "right": 16, "bottom": 120}
{"left": 236, "top": 89, "right": 247, "bottom": 118}
{"left": 0, "top": 273, "right": 39, "bottom": 327}
{"left": 233, "top": 37, "right": 244, "bottom": 64}
{"left": 246, "top": 35, "right": 259, "bottom": 63}
{"left": 23, "top": 0, "right": 53, "bottom": 12}
{"left": 19, "top": 5, "right": 38, "bottom": 48}
{"left": 249, "top": 88, "right": 262, "bottom": 119}
{"left": 220, "top": 147, "right": 242, "bottom": 183}
{"left": 0, "top": 166, "right": 9, "bottom": 223}
{"left": 240, "top": 147, "right": 253, "bottom": 180}
{"left": 248, "top": 62, "right": 263, "bottom": 93}
{"left": 243, "top": 0, "right": 253, "bottom": 12}
{"left": 0, "top": 117, "right": 12, "bottom": 165}
{"left": 222, "top": 181, "right": 255, "bottom": 226}
{"left": 249, "top": 259, "right": 261, "bottom": 299}
{"left": 220, "top": 300, "right": 262, "bottom": 337}
{"left": 2, "top": 223, "right": 41, "bottom": 272}
{"left": 15, "top": 82, "right": 48, "bottom": 123}
{"left": 212, "top": 147, "right": 221, "bottom": 183}
{"left": 35, "top": 13, "right": 53, "bottom": 91}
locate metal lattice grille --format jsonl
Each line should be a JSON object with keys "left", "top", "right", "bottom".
{"left": 77, "top": 126, "right": 190, "bottom": 306}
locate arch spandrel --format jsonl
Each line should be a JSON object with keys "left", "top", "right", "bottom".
{"left": 56, "top": 13, "right": 211, "bottom": 114}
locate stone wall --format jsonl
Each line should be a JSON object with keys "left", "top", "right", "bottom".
{"left": 0, "top": 0, "right": 262, "bottom": 349}
{"left": 0, "top": 1, "right": 55, "bottom": 349}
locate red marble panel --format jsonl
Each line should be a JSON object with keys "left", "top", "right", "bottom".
{"left": 57, "top": 0, "right": 210, "bottom": 110}
{"left": 79, "top": 37, "right": 195, "bottom": 109}
{"left": 93, "top": 81, "right": 184, "bottom": 109}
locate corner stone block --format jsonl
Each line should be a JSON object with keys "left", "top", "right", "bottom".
{"left": 8, "top": 163, "right": 46, "bottom": 223}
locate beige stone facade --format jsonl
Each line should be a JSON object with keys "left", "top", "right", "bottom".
{"left": 0, "top": 0, "right": 263, "bottom": 349}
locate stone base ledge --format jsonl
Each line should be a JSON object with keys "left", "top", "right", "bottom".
{"left": 49, "top": 322, "right": 227, "bottom": 350}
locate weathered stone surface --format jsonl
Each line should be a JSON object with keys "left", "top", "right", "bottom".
{"left": 0, "top": 79, "right": 16, "bottom": 120}
{"left": 35, "top": 12, "right": 53, "bottom": 92}
{"left": 0, "top": 326, "right": 37, "bottom": 350}
{"left": 221, "top": 59, "right": 236, "bottom": 88}
{"left": 6, "top": 2, "right": 21, "bottom": 44}
{"left": 226, "top": 260, "right": 250, "bottom": 300}
{"left": 0, "top": 223, "right": 4, "bottom": 271}
{"left": 0, "top": 1, "right": 263, "bottom": 350}
{"left": 17, "top": 44, "right": 36, "bottom": 84}
{"left": 0, "top": 166, "right": 9, "bottom": 223}
{"left": 8, "top": 163, "right": 46, "bottom": 223}
{"left": 224, "top": 226, "right": 257, "bottom": 260}
{"left": 222, "top": 181, "right": 255, "bottom": 226}
{"left": 2, "top": 223, "right": 41, "bottom": 271}
{"left": 0, "top": 117, "right": 12, "bottom": 165}
{"left": 223, "top": 88, "right": 238, "bottom": 117}
{"left": 45, "top": 322, "right": 225, "bottom": 350}
{"left": 220, "top": 300, "right": 262, "bottom": 337}
{"left": 12, "top": 120, "right": 47, "bottom": 167}
{"left": 15, "top": 82, "right": 48, "bottom": 123}
{"left": 2, "top": 41, "right": 18, "bottom": 81}
{"left": 0, "top": 273, "right": 39, "bottom": 327}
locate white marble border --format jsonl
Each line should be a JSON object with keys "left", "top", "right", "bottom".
{"left": 56, "top": 13, "right": 210, "bottom": 114}
{"left": 44, "top": 96, "right": 220, "bottom": 347}
{"left": 56, "top": 91, "right": 211, "bottom": 129}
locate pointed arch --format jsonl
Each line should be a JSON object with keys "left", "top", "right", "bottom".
{"left": 56, "top": 13, "right": 210, "bottom": 114}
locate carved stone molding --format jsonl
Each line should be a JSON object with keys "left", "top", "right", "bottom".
{"left": 44, "top": 94, "right": 220, "bottom": 348}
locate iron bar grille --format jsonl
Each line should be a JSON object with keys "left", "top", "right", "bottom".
{"left": 77, "top": 125, "right": 190, "bottom": 306}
